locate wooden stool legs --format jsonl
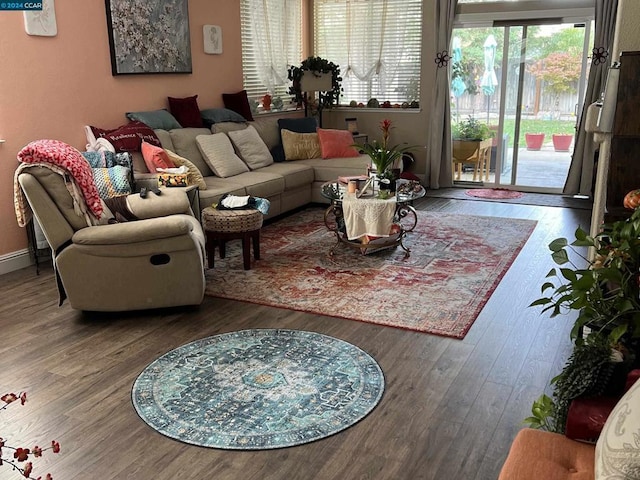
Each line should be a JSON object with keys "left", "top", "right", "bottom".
{"left": 206, "top": 229, "right": 260, "bottom": 270}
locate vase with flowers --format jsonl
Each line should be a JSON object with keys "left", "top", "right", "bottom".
{"left": 358, "top": 119, "right": 414, "bottom": 196}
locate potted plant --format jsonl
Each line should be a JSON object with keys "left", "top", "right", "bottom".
{"left": 359, "top": 119, "right": 414, "bottom": 195}
{"left": 526, "top": 196, "right": 640, "bottom": 433}
{"left": 452, "top": 116, "right": 494, "bottom": 176}
{"left": 525, "top": 133, "right": 545, "bottom": 150}
{"left": 288, "top": 56, "right": 342, "bottom": 111}
{"left": 552, "top": 133, "right": 574, "bottom": 152}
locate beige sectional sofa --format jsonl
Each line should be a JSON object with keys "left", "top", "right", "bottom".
{"left": 133, "top": 116, "right": 371, "bottom": 219}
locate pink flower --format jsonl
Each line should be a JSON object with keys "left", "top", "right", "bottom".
{"left": 23, "top": 462, "right": 33, "bottom": 477}
{"left": 32, "top": 446, "right": 43, "bottom": 457}
{"left": 1, "top": 393, "right": 18, "bottom": 404}
{"left": 14, "top": 447, "right": 30, "bottom": 461}
{"left": 51, "top": 441, "right": 60, "bottom": 454}
{"left": 379, "top": 119, "right": 393, "bottom": 148}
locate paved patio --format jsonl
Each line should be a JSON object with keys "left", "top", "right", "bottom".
{"left": 454, "top": 145, "right": 572, "bottom": 191}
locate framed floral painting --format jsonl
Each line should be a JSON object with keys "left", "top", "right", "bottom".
{"left": 105, "top": 0, "right": 192, "bottom": 75}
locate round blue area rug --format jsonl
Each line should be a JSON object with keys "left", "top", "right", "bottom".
{"left": 132, "top": 329, "right": 385, "bottom": 450}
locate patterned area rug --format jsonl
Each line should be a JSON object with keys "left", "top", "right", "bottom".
{"left": 132, "top": 329, "right": 384, "bottom": 449}
{"left": 205, "top": 208, "right": 536, "bottom": 339}
{"left": 465, "top": 188, "right": 524, "bottom": 199}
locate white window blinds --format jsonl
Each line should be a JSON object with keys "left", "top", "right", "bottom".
{"left": 240, "top": 0, "right": 302, "bottom": 108}
{"left": 314, "top": 0, "right": 423, "bottom": 105}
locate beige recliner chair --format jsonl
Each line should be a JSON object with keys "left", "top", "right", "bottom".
{"left": 17, "top": 166, "right": 206, "bottom": 311}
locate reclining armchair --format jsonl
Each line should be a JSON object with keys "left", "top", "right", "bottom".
{"left": 17, "top": 165, "right": 206, "bottom": 311}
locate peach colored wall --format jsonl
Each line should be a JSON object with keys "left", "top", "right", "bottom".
{"left": 0, "top": 1, "right": 242, "bottom": 256}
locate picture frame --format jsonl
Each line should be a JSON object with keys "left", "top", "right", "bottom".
{"left": 345, "top": 117, "right": 359, "bottom": 134}
{"left": 203, "top": 25, "right": 223, "bottom": 54}
{"left": 23, "top": 0, "right": 57, "bottom": 37}
{"left": 105, "top": 0, "right": 192, "bottom": 75}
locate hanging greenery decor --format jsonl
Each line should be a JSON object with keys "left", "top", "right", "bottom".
{"left": 288, "top": 56, "right": 343, "bottom": 109}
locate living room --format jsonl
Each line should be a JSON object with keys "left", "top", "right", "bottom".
{"left": 2, "top": 1, "right": 640, "bottom": 479}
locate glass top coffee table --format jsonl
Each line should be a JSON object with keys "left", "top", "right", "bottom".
{"left": 320, "top": 179, "right": 425, "bottom": 257}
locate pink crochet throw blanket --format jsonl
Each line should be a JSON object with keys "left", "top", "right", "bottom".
{"left": 17, "top": 139, "right": 103, "bottom": 220}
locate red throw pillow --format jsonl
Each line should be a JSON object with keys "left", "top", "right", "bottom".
{"left": 317, "top": 128, "right": 360, "bottom": 159}
{"left": 90, "top": 121, "right": 161, "bottom": 153}
{"left": 168, "top": 95, "right": 204, "bottom": 128}
{"left": 141, "top": 142, "right": 175, "bottom": 173}
{"left": 222, "top": 90, "right": 254, "bottom": 121}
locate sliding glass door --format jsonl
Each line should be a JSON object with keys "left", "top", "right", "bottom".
{"left": 451, "top": 21, "right": 592, "bottom": 192}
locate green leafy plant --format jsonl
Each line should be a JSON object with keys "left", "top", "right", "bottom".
{"left": 359, "top": 119, "right": 414, "bottom": 174}
{"left": 287, "top": 56, "right": 343, "bottom": 109}
{"left": 531, "top": 207, "right": 640, "bottom": 344}
{"left": 524, "top": 333, "right": 623, "bottom": 433}
{"left": 452, "top": 116, "right": 494, "bottom": 141}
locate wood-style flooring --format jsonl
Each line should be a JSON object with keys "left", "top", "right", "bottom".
{"left": 0, "top": 196, "right": 590, "bottom": 480}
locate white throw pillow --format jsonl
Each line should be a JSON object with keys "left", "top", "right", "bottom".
{"left": 195, "top": 133, "right": 249, "bottom": 178}
{"left": 594, "top": 375, "right": 640, "bottom": 479}
{"left": 227, "top": 125, "right": 274, "bottom": 170}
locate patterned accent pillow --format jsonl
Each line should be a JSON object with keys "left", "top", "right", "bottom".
{"left": 82, "top": 151, "right": 135, "bottom": 195}
{"left": 18, "top": 139, "right": 103, "bottom": 218}
{"left": 281, "top": 129, "right": 321, "bottom": 160}
{"left": 82, "top": 151, "right": 133, "bottom": 169}
{"left": 196, "top": 133, "right": 249, "bottom": 178}
{"left": 90, "top": 121, "right": 161, "bottom": 153}
{"left": 165, "top": 149, "right": 207, "bottom": 190}
{"left": 92, "top": 166, "right": 133, "bottom": 199}
{"left": 317, "top": 128, "right": 360, "bottom": 159}
{"left": 595, "top": 375, "right": 640, "bottom": 478}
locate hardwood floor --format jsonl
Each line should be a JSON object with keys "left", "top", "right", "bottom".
{"left": 0, "top": 197, "right": 590, "bottom": 480}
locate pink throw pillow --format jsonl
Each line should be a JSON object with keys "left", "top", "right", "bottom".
{"left": 90, "top": 121, "right": 161, "bottom": 153}
{"left": 168, "top": 95, "right": 204, "bottom": 128}
{"left": 317, "top": 128, "right": 360, "bottom": 159}
{"left": 141, "top": 142, "right": 175, "bottom": 173}
{"left": 18, "top": 139, "right": 103, "bottom": 218}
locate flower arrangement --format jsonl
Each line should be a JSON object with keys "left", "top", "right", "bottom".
{"left": 359, "top": 119, "right": 414, "bottom": 178}
{"left": 1, "top": 392, "right": 60, "bottom": 479}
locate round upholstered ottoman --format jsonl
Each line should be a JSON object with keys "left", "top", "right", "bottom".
{"left": 201, "top": 207, "right": 263, "bottom": 270}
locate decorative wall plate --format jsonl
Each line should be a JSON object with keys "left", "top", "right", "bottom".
{"left": 23, "top": 0, "right": 57, "bottom": 37}
{"left": 203, "top": 25, "right": 223, "bottom": 54}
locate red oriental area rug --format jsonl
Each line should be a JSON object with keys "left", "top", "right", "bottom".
{"left": 466, "top": 188, "right": 524, "bottom": 200}
{"left": 204, "top": 208, "right": 536, "bottom": 339}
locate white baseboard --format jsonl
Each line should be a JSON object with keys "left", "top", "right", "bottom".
{"left": 0, "top": 249, "right": 34, "bottom": 275}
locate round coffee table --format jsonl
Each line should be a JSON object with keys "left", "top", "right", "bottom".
{"left": 320, "top": 179, "right": 425, "bottom": 257}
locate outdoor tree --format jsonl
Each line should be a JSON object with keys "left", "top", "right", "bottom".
{"left": 528, "top": 51, "right": 582, "bottom": 116}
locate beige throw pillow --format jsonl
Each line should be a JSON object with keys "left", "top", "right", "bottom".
{"left": 164, "top": 149, "right": 207, "bottom": 190}
{"left": 196, "top": 133, "right": 249, "bottom": 178}
{"left": 281, "top": 129, "right": 321, "bottom": 160}
{"left": 227, "top": 125, "right": 274, "bottom": 170}
{"left": 594, "top": 375, "right": 640, "bottom": 478}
